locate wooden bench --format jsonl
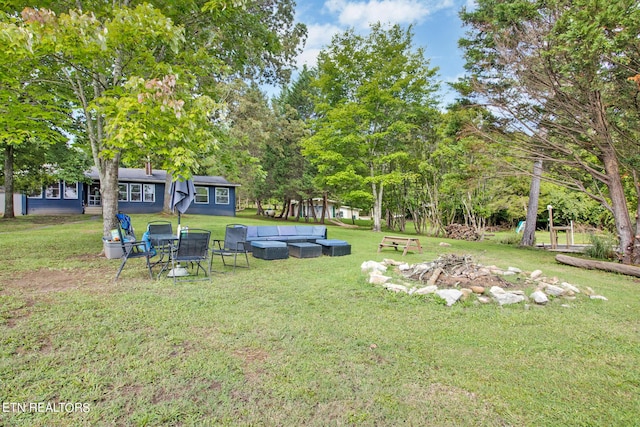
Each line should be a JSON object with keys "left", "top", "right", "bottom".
{"left": 377, "top": 236, "right": 423, "bottom": 256}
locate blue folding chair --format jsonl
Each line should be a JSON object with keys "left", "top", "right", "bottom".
{"left": 114, "top": 214, "right": 155, "bottom": 281}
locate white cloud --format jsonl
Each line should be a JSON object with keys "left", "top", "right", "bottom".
{"left": 324, "top": 0, "right": 451, "bottom": 29}
{"left": 297, "top": 23, "right": 343, "bottom": 67}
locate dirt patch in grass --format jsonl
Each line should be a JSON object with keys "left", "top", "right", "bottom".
{"left": 1, "top": 264, "right": 113, "bottom": 296}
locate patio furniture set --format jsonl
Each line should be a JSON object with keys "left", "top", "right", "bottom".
{"left": 110, "top": 215, "right": 351, "bottom": 283}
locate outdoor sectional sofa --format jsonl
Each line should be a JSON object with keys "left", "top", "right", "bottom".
{"left": 245, "top": 225, "right": 327, "bottom": 250}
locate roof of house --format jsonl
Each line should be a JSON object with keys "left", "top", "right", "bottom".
{"left": 87, "top": 167, "right": 240, "bottom": 187}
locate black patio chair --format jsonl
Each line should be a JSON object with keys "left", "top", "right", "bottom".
{"left": 146, "top": 220, "right": 176, "bottom": 277}
{"left": 212, "top": 224, "right": 250, "bottom": 272}
{"left": 170, "top": 229, "right": 212, "bottom": 284}
{"left": 114, "top": 215, "right": 154, "bottom": 281}
{"left": 146, "top": 221, "right": 174, "bottom": 245}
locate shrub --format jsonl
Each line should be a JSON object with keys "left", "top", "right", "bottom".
{"left": 496, "top": 232, "right": 522, "bottom": 245}
{"left": 584, "top": 233, "right": 617, "bottom": 260}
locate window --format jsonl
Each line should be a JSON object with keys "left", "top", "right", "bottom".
{"left": 118, "top": 184, "right": 128, "bottom": 201}
{"left": 88, "top": 184, "right": 101, "bottom": 206}
{"left": 45, "top": 183, "right": 61, "bottom": 199}
{"left": 195, "top": 187, "right": 209, "bottom": 204}
{"left": 215, "top": 187, "right": 229, "bottom": 205}
{"left": 129, "top": 183, "right": 142, "bottom": 202}
{"left": 28, "top": 188, "right": 43, "bottom": 198}
{"left": 64, "top": 182, "right": 78, "bottom": 199}
{"left": 143, "top": 184, "right": 155, "bottom": 202}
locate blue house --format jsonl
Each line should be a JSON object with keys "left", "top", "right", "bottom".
{"left": 22, "top": 167, "right": 239, "bottom": 217}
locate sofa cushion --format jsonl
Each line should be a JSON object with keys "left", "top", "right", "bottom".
{"left": 316, "top": 239, "right": 349, "bottom": 246}
{"left": 246, "top": 226, "right": 258, "bottom": 238}
{"left": 257, "top": 226, "right": 279, "bottom": 237}
{"left": 251, "top": 240, "right": 287, "bottom": 248}
{"left": 278, "top": 225, "right": 298, "bottom": 236}
{"left": 312, "top": 225, "right": 327, "bottom": 237}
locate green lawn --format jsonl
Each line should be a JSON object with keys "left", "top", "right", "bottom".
{"left": 0, "top": 212, "right": 639, "bottom": 426}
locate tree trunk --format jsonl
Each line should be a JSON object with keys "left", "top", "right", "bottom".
{"left": 602, "top": 148, "right": 636, "bottom": 264}
{"left": 320, "top": 192, "right": 328, "bottom": 224}
{"left": 163, "top": 172, "right": 173, "bottom": 213}
{"left": 372, "top": 181, "right": 383, "bottom": 232}
{"left": 521, "top": 159, "right": 542, "bottom": 246}
{"left": 98, "top": 159, "right": 120, "bottom": 237}
{"left": 281, "top": 197, "right": 290, "bottom": 220}
{"left": 295, "top": 195, "right": 302, "bottom": 222}
{"left": 309, "top": 197, "right": 317, "bottom": 223}
{"left": 3, "top": 144, "right": 15, "bottom": 218}
{"left": 556, "top": 254, "right": 640, "bottom": 277}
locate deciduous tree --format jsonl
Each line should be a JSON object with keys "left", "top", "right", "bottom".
{"left": 304, "top": 23, "right": 439, "bottom": 232}
{"left": 460, "top": 0, "right": 640, "bottom": 263}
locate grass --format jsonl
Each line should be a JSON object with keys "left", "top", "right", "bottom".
{"left": 1, "top": 211, "right": 639, "bottom": 426}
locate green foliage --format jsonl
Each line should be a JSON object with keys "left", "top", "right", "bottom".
{"left": 543, "top": 184, "right": 613, "bottom": 229}
{"left": 584, "top": 233, "right": 618, "bottom": 260}
{"left": 304, "top": 23, "right": 439, "bottom": 230}
{"left": 496, "top": 232, "right": 522, "bottom": 245}
{"left": 459, "top": 0, "right": 640, "bottom": 262}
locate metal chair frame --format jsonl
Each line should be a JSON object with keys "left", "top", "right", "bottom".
{"left": 114, "top": 215, "right": 154, "bottom": 281}
{"left": 212, "top": 224, "right": 250, "bottom": 272}
{"left": 170, "top": 229, "right": 212, "bottom": 284}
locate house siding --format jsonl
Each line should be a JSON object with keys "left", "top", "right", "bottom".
{"left": 187, "top": 186, "right": 236, "bottom": 216}
{"left": 116, "top": 182, "right": 166, "bottom": 214}
{"left": 23, "top": 182, "right": 85, "bottom": 215}
{"left": 21, "top": 168, "right": 238, "bottom": 217}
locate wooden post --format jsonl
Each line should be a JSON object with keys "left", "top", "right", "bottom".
{"left": 547, "top": 205, "right": 556, "bottom": 249}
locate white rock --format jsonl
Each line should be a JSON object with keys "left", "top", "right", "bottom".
{"left": 560, "top": 282, "right": 580, "bottom": 294}
{"left": 530, "top": 269, "right": 543, "bottom": 279}
{"left": 369, "top": 274, "right": 392, "bottom": 285}
{"left": 361, "top": 261, "right": 387, "bottom": 274}
{"left": 439, "top": 242, "right": 451, "bottom": 247}
{"left": 508, "top": 266, "right": 522, "bottom": 273}
{"left": 436, "top": 289, "right": 463, "bottom": 306}
{"left": 383, "top": 259, "right": 403, "bottom": 266}
{"left": 413, "top": 285, "right": 438, "bottom": 295}
{"left": 544, "top": 284, "right": 565, "bottom": 297}
{"left": 530, "top": 291, "right": 549, "bottom": 305}
{"left": 493, "top": 292, "right": 526, "bottom": 306}
{"left": 477, "top": 296, "right": 492, "bottom": 304}
{"left": 398, "top": 263, "right": 412, "bottom": 271}
{"left": 384, "top": 283, "right": 409, "bottom": 293}
{"left": 502, "top": 271, "right": 516, "bottom": 276}
{"left": 489, "top": 286, "right": 506, "bottom": 297}
{"left": 590, "top": 295, "right": 608, "bottom": 301}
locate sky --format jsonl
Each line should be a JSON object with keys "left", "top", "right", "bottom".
{"left": 291, "top": 0, "right": 475, "bottom": 106}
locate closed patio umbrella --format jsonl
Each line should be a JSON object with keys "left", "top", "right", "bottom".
{"left": 168, "top": 178, "right": 195, "bottom": 278}
{"left": 169, "top": 178, "right": 196, "bottom": 228}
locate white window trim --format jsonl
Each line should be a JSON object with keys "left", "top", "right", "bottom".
{"left": 195, "top": 186, "right": 209, "bottom": 204}
{"left": 129, "top": 183, "right": 142, "bottom": 202}
{"left": 118, "top": 184, "right": 129, "bottom": 202}
{"left": 45, "top": 182, "right": 61, "bottom": 199}
{"left": 215, "top": 187, "right": 229, "bottom": 205}
{"left": 143, "top": 184, "right": 155, "bottom": 203}
{"left": 63, "top": 182, "right": 78, "bottom": 199}
{"left": 28, "top": 188, "right": 43, "bottom": 198}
